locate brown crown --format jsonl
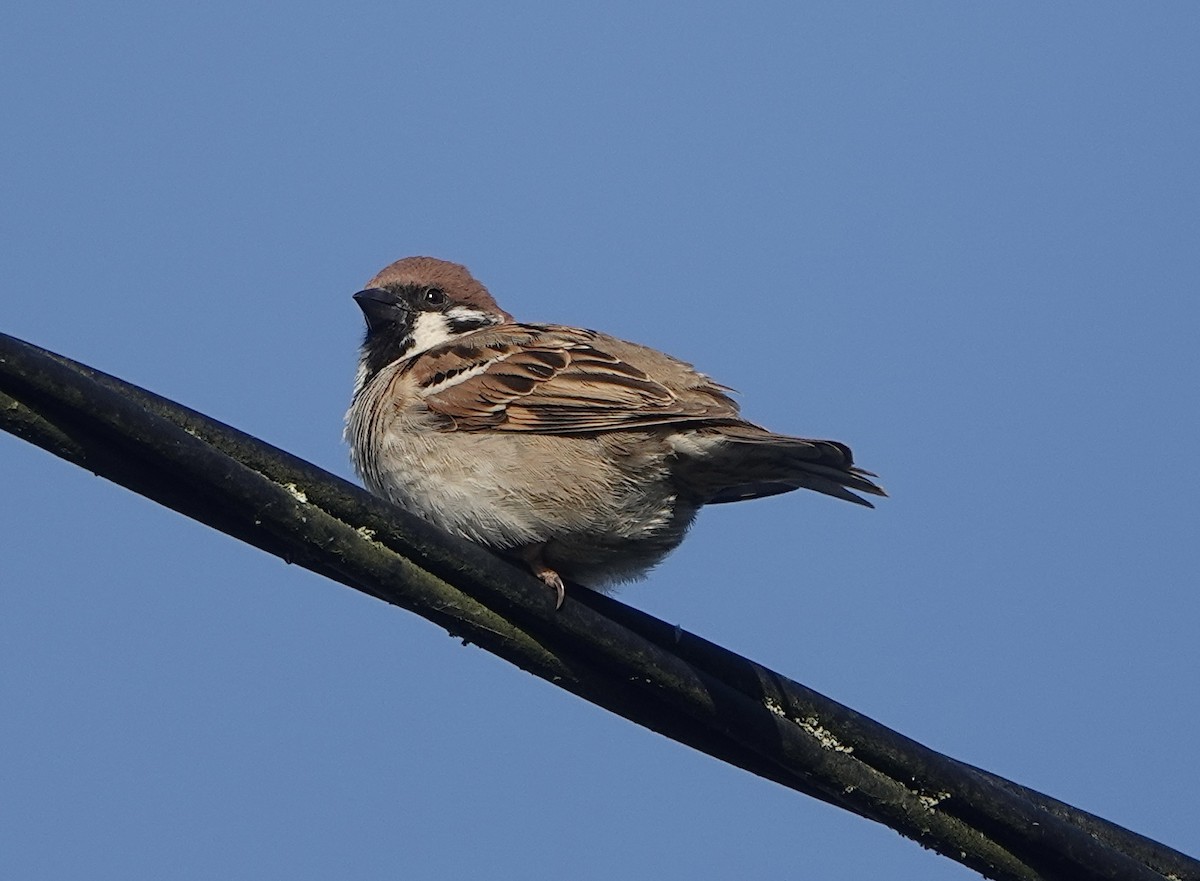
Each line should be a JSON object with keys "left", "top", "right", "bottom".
{"left": 366, "top": 257, "right": 512, "bottom": 320}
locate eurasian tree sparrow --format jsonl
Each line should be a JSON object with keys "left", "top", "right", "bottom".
{"left": 346, "top": 257, "right": 884, "bottom": 607}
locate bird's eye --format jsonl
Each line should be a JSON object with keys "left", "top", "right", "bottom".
{"left": 422, "top": 287, "right": 448, "bottom": 308}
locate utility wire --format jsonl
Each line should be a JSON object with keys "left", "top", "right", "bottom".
{"left": 1, "top": 331, "right": 1196, "bottom": 881}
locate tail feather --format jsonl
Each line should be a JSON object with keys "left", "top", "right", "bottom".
{"left": 675, "top": 426, "right": 886, "bottom": 508}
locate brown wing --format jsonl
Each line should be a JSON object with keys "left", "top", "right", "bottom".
{"left": 414, "top": 324, "right": 741, "bottom": 433}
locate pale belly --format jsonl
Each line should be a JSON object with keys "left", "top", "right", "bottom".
{"left": 349, "top": 414, "right": 699, "bottom": 587}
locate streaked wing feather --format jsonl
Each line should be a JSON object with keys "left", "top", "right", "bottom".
{"left": 419, "top": 327, "right": 737, "bottom": 433}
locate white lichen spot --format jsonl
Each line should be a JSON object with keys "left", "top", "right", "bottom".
{"left": 763, "top": 697, "right": 786, "bottom": 717}
{"left": 798, "top": 715, "right": 855, "bottom": 753}
{"left": 918, "top": 791, "right": 951, "bottom": 809}
{"left": 356, "top": 525, "right": 377, "bottom": 541}
{"left": 283, "top": 483, "right": 308, "bottom": 504}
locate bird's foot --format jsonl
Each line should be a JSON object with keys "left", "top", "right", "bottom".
{"left": 516, "top": 543, "right": 566, "bottom": 609}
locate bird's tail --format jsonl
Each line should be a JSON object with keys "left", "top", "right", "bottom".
{"left": 676, "top": 424, "right": 886, "bottom": 508}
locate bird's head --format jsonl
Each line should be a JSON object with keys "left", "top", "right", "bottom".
{"left": 352, "top": 256, "right": 512, "bottom": 386}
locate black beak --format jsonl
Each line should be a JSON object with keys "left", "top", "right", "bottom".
{"left": 353, "top": 287, "right": 408, "bottom": 332}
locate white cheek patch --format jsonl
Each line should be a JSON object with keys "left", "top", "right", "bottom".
{"left": 446, "top": 305, "right": 483, "bottom": 322}
{"left": 408, "top": 311, "right": 457, "bottom": 357}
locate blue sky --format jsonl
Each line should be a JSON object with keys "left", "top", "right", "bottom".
{"left": 2, "top": 4, "right": 1198, "bottom": 879}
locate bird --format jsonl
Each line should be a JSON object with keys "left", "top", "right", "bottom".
{"left": 345, "top": 256, "right": 884, "bottom": 608}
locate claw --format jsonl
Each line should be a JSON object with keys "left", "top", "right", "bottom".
{"left": 537, "top": 568, "right": 566, "bottom": 610}
{"left": 516, "top": 543, "right": 567, "bottom": 609}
